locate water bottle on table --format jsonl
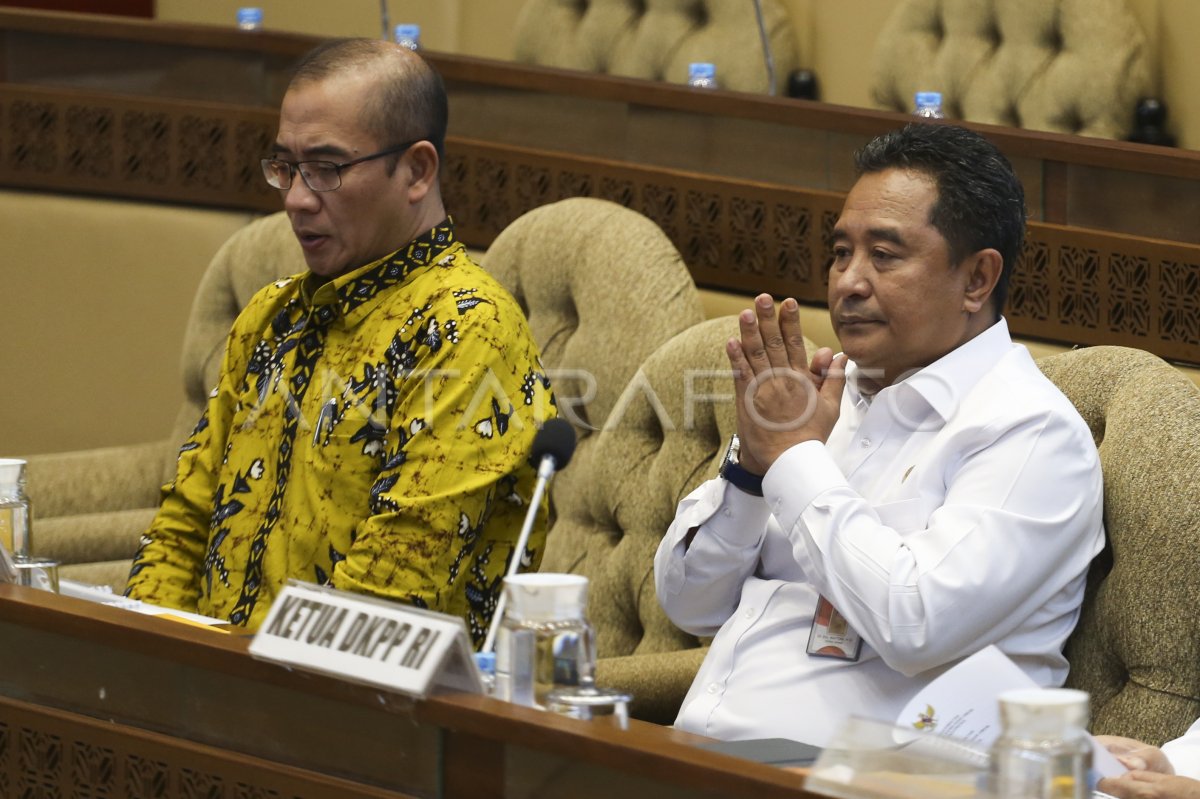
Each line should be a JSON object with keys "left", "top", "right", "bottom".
{"left": 236, "top": 7, "right": 263, "bottom": 31}
{"left": 394, "top": 24, "right": 421, "bottom": 51}
{"left": 914, "top": 91, "right": 945, "bottom": 119}
{"left": 687, "top": 62, "right": 720, "bottom": 90}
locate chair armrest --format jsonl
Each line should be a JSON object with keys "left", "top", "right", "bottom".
{"left": 595, "top": 646, "right": 709, "bottom": 725}
{"left": 32, "top": 507, "right": 156, "bottom": 566}
{"left": 24, "top": 440, "right": 174, "bottom": 518}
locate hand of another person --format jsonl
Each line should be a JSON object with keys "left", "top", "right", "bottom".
{"left": 726, "top": 294, "right": 846, "bottom": 473}
{"left": 1097, "top": 736, "right": 1176, "bottom": 775}
{"left": 1098, "top": 771, "right": 1200, "bottom": 799}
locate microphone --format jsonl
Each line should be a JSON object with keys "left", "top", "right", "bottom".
{"left": 480, "top": 418, "right": 576, "bottom": 653}
{"left": 752, "top": 0, "right": 777, "bottom": 96}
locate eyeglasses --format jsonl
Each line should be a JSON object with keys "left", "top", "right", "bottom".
{"left": 260, "top": 141, "right": 421, "bottom": 192}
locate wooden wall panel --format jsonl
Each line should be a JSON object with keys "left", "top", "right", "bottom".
{"left": 0, "top": 697, "right": 411, "bottom": 799}
{"left": 0, "top": 79, "right": 1196, "bottom": 365}
{"left": 0, "top": 85, "right": 280, "bottom": 211}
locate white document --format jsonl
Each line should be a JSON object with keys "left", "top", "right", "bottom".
{"left": 896, "top": 645, "right": 1125, "bottom": 778}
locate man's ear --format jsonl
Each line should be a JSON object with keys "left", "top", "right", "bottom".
{"left": 403, "top": 141, "right": 440, "bottom": 204}
{"left": 962, "top": 248, "right": 1003, "bottom": 315}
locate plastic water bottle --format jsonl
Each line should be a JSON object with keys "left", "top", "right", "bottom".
{"left": 394, "top": 24, "right": 421, "bottom": 51}
{"left": 0, "top": 459, "right": 31, "bottom": 560}
{"left": 236, "top": 7, "right": 263, "bottom": 31}
{"left": 914, "top": 91, "right": 945, "bottom": 119}
{"left": 988, "top": 688, "right": 1092, "bottom": 799}
{"left": 687, "top": 62, "right": 719, "bottom": 90}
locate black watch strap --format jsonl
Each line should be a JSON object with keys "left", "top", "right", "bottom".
{"left": 720, "top": 459, "right": 765, "bottom": 497}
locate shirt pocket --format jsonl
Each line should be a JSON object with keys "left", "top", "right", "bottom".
{"left": 871, "top": 497, "right": 925, "bottom": 536}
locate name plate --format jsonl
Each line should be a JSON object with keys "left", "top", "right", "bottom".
{"left": 248, "top": 580, "right": 481, "bottom": 699}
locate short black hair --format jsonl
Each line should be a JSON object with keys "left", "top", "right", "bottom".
{"left": 854, "top": 123, "right": 1026, "bottom": 318}
{"left": 289, "top": 38, "right": 448, "bottom": 162}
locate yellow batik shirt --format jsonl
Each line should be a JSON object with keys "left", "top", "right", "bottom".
{"left": 125, "top": 220, "right": 555, "bottom": 644}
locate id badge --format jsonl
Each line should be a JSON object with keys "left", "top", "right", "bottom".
{"left": 806, "top": 595, "right": 863, "bottom": 661}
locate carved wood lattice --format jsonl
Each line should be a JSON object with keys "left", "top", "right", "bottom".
{"left": 0, "top": 701, "right": 414, "bottom": 799}
{"left": 0, "top": 83, "right": 1196, "bottom": 365}
{"left": 443, "top": 139, "right": 1200, "bottom": 364}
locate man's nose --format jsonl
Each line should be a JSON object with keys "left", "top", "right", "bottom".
{"left": 832, "top": 254, "right": 872, "bottom": 298}
{"left": 283, "top": 175, "right": 321, "bottom": 212}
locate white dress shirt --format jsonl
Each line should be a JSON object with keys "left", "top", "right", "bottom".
{"left": 1162, "top": 719, "right": 1200, "bottom": 779}
{"left": 655, "top": 319, "right": 1105, "bottom": 746}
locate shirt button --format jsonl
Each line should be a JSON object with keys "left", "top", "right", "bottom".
{"left": 707, "top": 682, "right": 722, "bottom": 694}
{"left": 743, "top": 607, "right": 756, "bottom": 619}
{"left": 860, "top": 438, "right": 871, "bottom": 448}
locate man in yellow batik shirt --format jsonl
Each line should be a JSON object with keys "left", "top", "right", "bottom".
{"left": 124, "top": 39, "right": 554, "bottom": 645}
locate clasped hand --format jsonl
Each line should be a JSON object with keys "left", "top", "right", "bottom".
{"left": 726, "top": 294, "right": 847, "bottom": 475}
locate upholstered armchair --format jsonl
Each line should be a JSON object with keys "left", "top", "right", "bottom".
{"left": 530, "top": 310, "right": 814, "bottom": 724}
{"left": 482, "top": 196, "right": 705, "bottom": 545}
{"left": 484, "top": 198, "right": 714, "bottom": 721}
{"left": 27, "top": 212, "right": 302, "bottom": 590}
{"left": 512, "top": 0, "right": 799, "bottom": 95}
{"left": 584, "top": 315, "right": 746, "bottom": 723}
{"left": 872, "top": 0, "right": 1151, "bottom": 139}
{"left": 1038, "top": 346, "right": 1200, "bottom": 744}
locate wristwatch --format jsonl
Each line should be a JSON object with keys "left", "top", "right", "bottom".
{"left": 718, "top": 434, "right": 764, "bottom": 497}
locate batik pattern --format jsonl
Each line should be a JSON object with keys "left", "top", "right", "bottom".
{"left": 126, "top": 220, "right": 555, "bottom": 643}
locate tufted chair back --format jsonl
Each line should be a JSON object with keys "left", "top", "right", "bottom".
{"left": 512, "top": 0, "right": 799, "bottom": 95}
{"left": 168, "top": 211, "right": 304, "bottom": 468}
{"left": 1036, "top": 346, "right": 1200, "bottom": 744}
{"left": 483, "top": 198, "right": 705, "bottom": 564}
{"left": 872, "top": 0, "right": 1151, "bottom": 139}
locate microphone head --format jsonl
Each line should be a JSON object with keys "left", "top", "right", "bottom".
{"left": 529, "top": 418, "right": 577, "bottom": 470}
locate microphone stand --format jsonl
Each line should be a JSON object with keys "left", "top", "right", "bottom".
{"left": 379, "top": 0, "right": 390, "bottom": 41}
{"left": 480, "top": 455, "right": 558, "bottom": 654}
{"left": 752, "top": 0, "right": 777, "bottom": 96}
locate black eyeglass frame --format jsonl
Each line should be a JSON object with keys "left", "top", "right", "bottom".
{"left": 260, "top": 140, "right": 422, "bottom": 192}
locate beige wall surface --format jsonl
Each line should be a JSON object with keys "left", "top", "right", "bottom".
{"left": 0, "top": 191, "right": 253, "bottom": 456}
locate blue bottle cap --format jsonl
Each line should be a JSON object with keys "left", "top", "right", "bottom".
{"left": 688, "top": 62, "right": 716, "bottom": 81}
{"left": 394, "top": 24, "right": 421, "bottom": 42}
{"left": 236, "top": 7, "right": 263, "bottom": 27}
{"left": 474, "top": 650, "right": 495, "bottom": 674}
{"left": 915, "top": 91, "right": 943, "bottom": 107}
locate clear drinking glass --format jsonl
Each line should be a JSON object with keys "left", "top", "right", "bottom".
{"left": 988, "top": 688, "right": 1091, "bottom": 799}
{"left": 13, "top": 557, "right": 59, "bottom": 593}
{"left": 494, "top": 573, "right": 596, "bottom": 709}
{"left": 0, "top": 458, "right": 31, "bottom": 559}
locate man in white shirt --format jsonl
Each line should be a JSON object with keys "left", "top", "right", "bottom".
{"left": 654, "top": 123, "right": 1105, "bottom": 746}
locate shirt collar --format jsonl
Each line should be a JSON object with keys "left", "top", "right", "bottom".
{"left": 300, "top": 217, "right": 458, "bottom": 328}
{"left": 845, "top": 317, "right": 1015, "bottom": 423}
